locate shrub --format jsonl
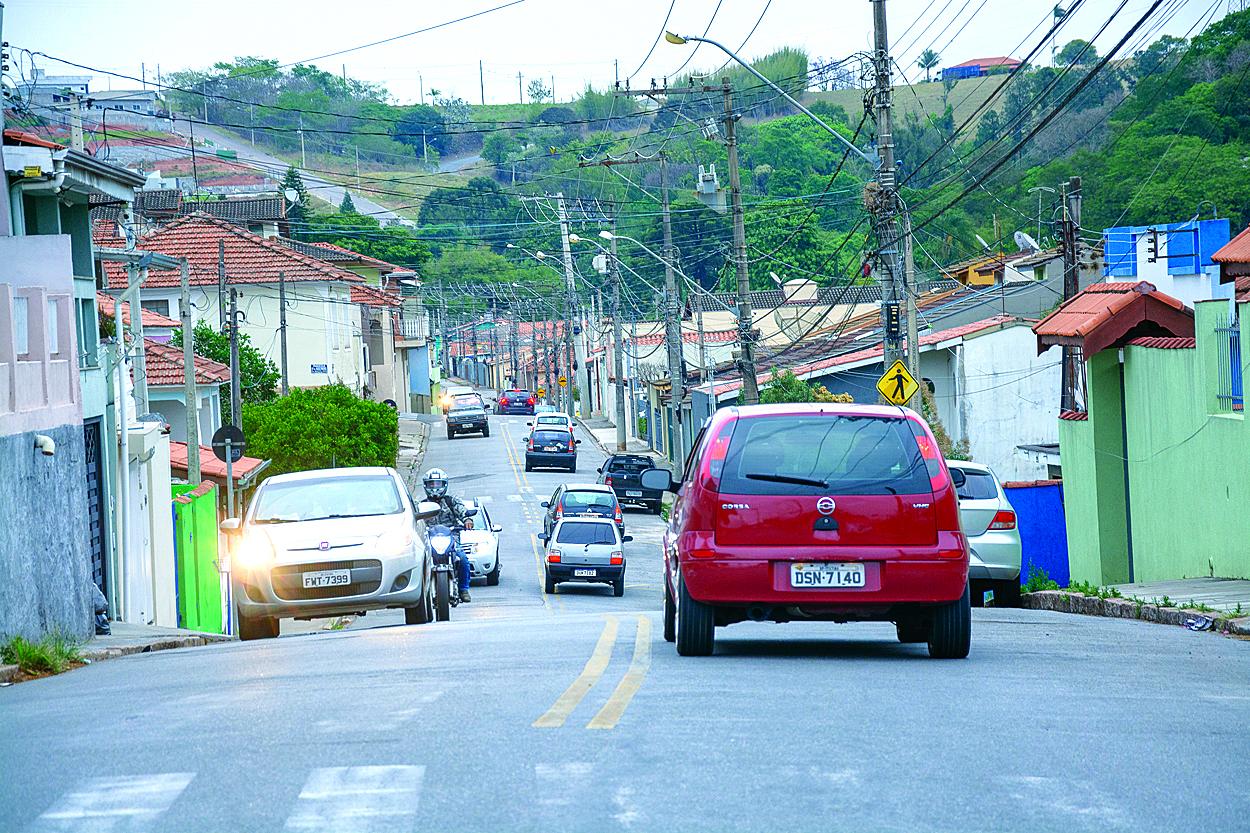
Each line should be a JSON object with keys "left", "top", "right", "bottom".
{"left": 242, "top": 384, "right": 398, "bottom": 482}
{"left": 1023, "top": 564, "right": 1060, "bottom": 593}
{"left": 1, "top": 633, "right": 82, "bottom": 676}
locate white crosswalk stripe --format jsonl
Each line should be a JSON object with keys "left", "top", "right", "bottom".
{"left": 284, "top": 766, "right": 424, "bottom": 832}
{"left": 29, "top": 772, "right": 194, "bottom": 832}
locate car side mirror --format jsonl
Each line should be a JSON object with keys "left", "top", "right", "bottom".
{"left": 575, "top": 439, "right": 582, "bottom": 444}
{"left": 596, "top": 467, "right": 603, "bottom": 474}
{"left": 464, "top": 507, "right": 479, "bottom": 518}
{"left": 949, "top": 467, "right": 966, "bottom": 489}
{"left": 537, "top": 532, "right": 548, "bottom": 543}
{"left": 219, "top": 517, "right": 242, "bottom": 535}
{"left": 639, "top": 468, "right": 675, "bottom": 493}
{"left": 415, "top": 500, "right": 441, "bottom": 521}
{"left": 540, "top": 501, "right": 549, "bottom": 508}
{"left": 526, "top": 421, "right": 532, "bottom": 426}
{"left": 622, "top": 535, "right": 633, "bottom": 543}
{"left": 491, "top": 524, "right": 503, "bottom": 533}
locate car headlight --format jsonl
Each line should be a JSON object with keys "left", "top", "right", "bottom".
{"left": 235, "top": 533, "right": 274, "bottom": 571}
{"left": 377, "top": 528, "right": 415, "bottom": 555}
{"left": 429, "top": 534, "right": 453, "bottom": 555}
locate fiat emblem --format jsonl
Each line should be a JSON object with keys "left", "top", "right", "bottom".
{"left": 816, "top": 497, "right": 836, "bottom": 516}
{"left": 318, "top": 541, "right": 330, "bottom": 551}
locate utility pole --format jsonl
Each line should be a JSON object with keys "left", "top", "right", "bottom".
{"left": 659, "top": 156, "right": 686, "bottom": 467}
{"left": 480, "top": 61, "right": 486, "bottom": 106}
{"left": 903, "top": 211, "right": 920, "bottom": 407}
{"left": 217, "top": 240, "right": 226, "bottom": 330}
{"left": 440, "top": 285, "right": 450, "bottom": 376}
{"left": 722, "top": 78, "right": 759, "bottom": 406}
{"left": 249, "top": 103, "right": 256, "bottom": 146}
{"left": 609, "top": 221, "right": 627, "bottom": 451}
{"left": 1060, "top": 176, "right": 1083, "bottom": 411}
{"left": 180, "top": 260, "right": 201, "bottom": 483}
{"left": 554, "top": 193, "right": 589, "bottom": 419}
{"left": 228, "top": 288, "right": 242, "bottom": 427}
{"left": 278, "top": 271, "right": 289, "bottom": 395}
{"left": 68, "top": 94, "right": 85, "bottom": 152}
{"left": 518, "top": 72, "right": 524, "bottom": 105}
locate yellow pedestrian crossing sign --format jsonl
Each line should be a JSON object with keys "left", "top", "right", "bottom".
{"left": 877, "top": 360, "right": 919, "bottom": 405}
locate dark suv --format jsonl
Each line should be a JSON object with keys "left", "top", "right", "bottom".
{"left": 598, "top": 454, "right": 662, "bottom": 514}
{"left": 498, "top": 389, "right": 536, "bottom": 415}
{"left": 446, "top": 403, "right": 488, "bottom": 439}
{"left": 525, "top": 427, "right": 579, "bottom": 471}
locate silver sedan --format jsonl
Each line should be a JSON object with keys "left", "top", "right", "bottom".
{"left": 948, "top": 461, "right": 1023, "bottom": 606}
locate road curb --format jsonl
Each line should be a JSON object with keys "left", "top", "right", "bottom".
{"left": 80, "top": 633, "right": 234, "bottom": 663}
{"left": 0, "top": 663, "right": 19, "bottom": 683}
{"left": 1022, "top": 590, "right": 1250, "bottom": 636}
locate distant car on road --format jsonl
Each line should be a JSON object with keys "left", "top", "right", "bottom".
{"left": 598, "top": 454, "right": 663, "bottom": 514}
{"left": 525, "top": 426, "right": 580, "bottom": 472}
{"left": 440, "top": 384, "right": 476, "bottom": 414}
{"left": 539, "top": 517, "right": 632, "bottom": 596}
{"left": 221, "top": 467, "right": 441, "bottom": 639}
{"left": 534, "top": 403, "right": 559, "bottom": 415}
{"left": 454, "top": 391, "right": 489, "bottom": 412}
{"left": 446, "top": 403, "right": 489, "bottom": 439}
{"left": 460, "top": 498, "right": 503, "bottom": 586}
{"left": 528, "top": 412, "right": 573, "bottom": 432}
{"left": 947, "top": 461, "right": 1021, "bottom": 606}
{"left": 499, "top": 389, "right": 536, "bottom": 415}
{"left": 542, "top": 483, "right": 623, "bottom": 539}
{"left": 644, "top": 403, "right": 971, "bottom": 659}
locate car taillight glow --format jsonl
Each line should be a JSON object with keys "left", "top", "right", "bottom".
{"left": 706, "top": 422, "right": 734, "bottom": 482}
{"left": 500, "top": 398, "right": 509, "bottom": 406}
{"left": 568, "top": 439, "right": 575, "bottom": 451}
{"left": 605, "top": 476, "right": 613, "bottom": 486}
{"left": 989, "top": 510, "right": 1017, "bottom": 530}
{"left": 547, "top": 551, "right": 561, "bottom": 563}
{"left": 909, "top": 418, "right": 950, "bottom": 491}
{"left": 614, "top": 505, "right": 622, "bottom": 522}
{"left": 610, "top": 551, "right": 623, "bottom": 565}
{"left": 527, "top": 397, "right": 536, "bottom": 405}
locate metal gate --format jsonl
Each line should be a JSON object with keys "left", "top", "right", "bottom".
{"left": 83, "top": 418, "right": 108, "bottom": 597}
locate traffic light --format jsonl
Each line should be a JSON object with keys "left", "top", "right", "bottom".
{"left": 884, "top": 301, "right": 901, "bottom": 343}
{"left": 1146, "top": 228, "right": 1159, "bottom": 263}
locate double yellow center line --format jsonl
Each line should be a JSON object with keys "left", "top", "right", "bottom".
{"left": 533, "top": 614, "right": 652, "bottom": 730}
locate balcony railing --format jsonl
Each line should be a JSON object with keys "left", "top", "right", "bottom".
{"left": 400, "top": 312, "right": 429, "bottom": 342}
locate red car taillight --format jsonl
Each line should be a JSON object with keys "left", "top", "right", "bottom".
{"left": 527, "top": 437, "right": 534, "bottom": 450}
{"left": 568, "top": 439, "right": 575, "bottom": 451}
{"left": 555, "top": 506, "right": 563, "bottom": 519}
{"left": 547, "top": 551, "right": 561, "bottom": 563}
{"left": 705, "top": 423, "right": 733, "bottom": 485}
{"left": 604, "top": 476, "right": 613, "bottom": 487}
{"left": 500, "top": 398, "right": 509, "bottom": 407}
{"left": 989, "top": 510, "right": 1017, "bottom": 530}
{"left": 908, "top": 419, "right": 950, "bottom": 491}
{"left": 610, "top": 551, "right": 623, "bottom": 565}
{"left": 527, "top": 397, "right": 536, "bottom": 405}
{"left": 614, "top": 504, "right": 622, "bottom": 522}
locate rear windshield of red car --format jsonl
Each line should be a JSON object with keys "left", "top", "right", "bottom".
{"left": 716, "top": 414, "right": 929, "bottom": 496}
{"left": 533, "top": 430, "right": 571, "bottom": 444}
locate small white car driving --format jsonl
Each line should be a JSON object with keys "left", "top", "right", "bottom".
{"left": 461, "top": 498, "right": 503, "bottom": 586}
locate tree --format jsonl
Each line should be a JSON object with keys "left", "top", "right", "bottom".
{"left": 241, "top": 384, "right": 398, "bottom": 482}
{"left": 298, "top": 211, "right": 432, "bottom": 269}
{"left": 917, "top": 49, "right": 941, "bottom": 82}
{"left": 1057, "top": 39, "right": 1098, "bottom": 66}
{"left": 338, "top": 191, "right": 356, "bottom": 214}
{"left": 392, "top": 104, "right": 447, "bottom": 153}
{"left": 527, "top": 78, "right": 551, "bottom": 103}
{"left": 281, "top": 166, "right": 310, "bottom": 226}
{"left": 974, "top": 110, "right": 1003, "bottom": 148}
{"left": 759, "top": 369, "right": 816, "bottom": 404}
{"left": 481, "top": 131, "right": 518, "bottom": 165}
{"left": 172, "top": 321, "right": 279, "bottom": 425}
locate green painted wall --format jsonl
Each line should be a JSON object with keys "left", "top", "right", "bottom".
{"left": 1061, "top": 300, "right": 1250, "bottom": 585}
{"left": 172, "top": 483, "right": 223, "bottom": 633}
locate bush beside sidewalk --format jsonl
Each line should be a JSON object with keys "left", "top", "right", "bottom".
{"left": 2, "top": 623, "right": 233, "bottom": 685}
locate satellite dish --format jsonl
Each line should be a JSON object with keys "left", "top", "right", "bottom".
{"left": 284, "top": 188, "right": 300, "bottom": 204}
{"left": 1014, "top": 230, "right": 1040, "bottom": 252}
{"left": 975, "top": 234, "right": 991, "bottom": 252}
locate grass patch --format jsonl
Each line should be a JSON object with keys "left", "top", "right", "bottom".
{"left": 1023, "top": 565, "right": 1059, "bottom": 593}
{"left": 1, "top": 633, "right": 83, "bottom": 677}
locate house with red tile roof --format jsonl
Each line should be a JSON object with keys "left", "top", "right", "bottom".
{"left": 94, "top": 213, "right": 369, "bottom": 394}
{"left": 141, "top": 339, "right": 230, "bottom": 445}
{"left": 1033, "top": 282, "right": 1249, "bottom": 587}
{"left": 96, "top": 292, "right": 179, "bottom": 342}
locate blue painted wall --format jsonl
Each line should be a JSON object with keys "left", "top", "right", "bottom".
{"left": 1003, "top": 482, "right": 1070, "bottom": 588}
{"left": 409, "top": 345, "right": 431, "bottom": 396}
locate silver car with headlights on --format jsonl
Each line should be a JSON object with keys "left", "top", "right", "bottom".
{"left": 947, "top": 460, "right": 1023, "bottom": 607}
{"left": 220, "top": 467, "right": 441, "bottom": 640}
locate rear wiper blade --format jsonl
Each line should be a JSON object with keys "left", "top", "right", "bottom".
{"left": 743, "top": 472, "right": 829, "bottom": 489}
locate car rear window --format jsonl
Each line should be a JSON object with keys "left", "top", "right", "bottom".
{"left": 717, "top": 415, "right": 929, "bottom": 496}
{"left": 505, "top": 390, "right": 531, "bottom": 398}
{"left": 563, "top": 490, "right": 616, "bottom": 510}
{"left": 533, "top": 430, "right": 571, "bottom": 444}
{"left": 536, "top": 414, "right": 567, "bottom": 423}
{"left": 954, "top": 468, "right": 998, "bottom": 500}
{"left": 556, "top": 522, "right": 618, "bottom": 545}
{"left": 608, "top": 455, "right": 653, "bottom": 472}
{"left": 450, "top": 405, "right": 483, "bottom": 414}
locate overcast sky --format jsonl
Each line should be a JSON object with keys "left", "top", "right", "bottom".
{"left": 5, "top": 0, "right": 1219, "bottom": 107}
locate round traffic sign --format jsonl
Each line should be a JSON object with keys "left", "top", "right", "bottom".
{"left": 211, "top": 424, "right": 246, "bottom": 463}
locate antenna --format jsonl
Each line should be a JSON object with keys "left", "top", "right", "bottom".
{"left": 1014, "top": 230, "right": 1040, "bottom": 251}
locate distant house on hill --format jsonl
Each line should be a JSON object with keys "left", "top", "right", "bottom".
{"left": 941, "top": 56, "right": 1022, "bottom": 80}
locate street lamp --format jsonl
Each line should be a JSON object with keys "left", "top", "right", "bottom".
{"left": 1027, "top": 186, "right": 1057, "bottom": 244}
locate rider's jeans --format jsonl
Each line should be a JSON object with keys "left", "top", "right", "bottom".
{"left": 454, "top": 543, "right": 471, "bottom": 593}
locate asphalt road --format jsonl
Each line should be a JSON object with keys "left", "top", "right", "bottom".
{"left": 3, "top": 414, "right": 1249, "bottom": 832}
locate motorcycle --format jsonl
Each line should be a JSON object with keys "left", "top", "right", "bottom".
{"left": 426, "top": 508, "right": 477, "bottom": 622}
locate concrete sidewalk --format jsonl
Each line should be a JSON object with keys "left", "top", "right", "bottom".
{"left": 1110, "top": 577, "right": 1250, "bottom": 615}
{"left": 82, "top": 622, "right": 233, "bottom": 662}
{"left": 577, "top": 417, "right": 662, "bottom": 460}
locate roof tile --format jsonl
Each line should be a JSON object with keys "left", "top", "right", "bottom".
{"left": 142, "top": 338, "right": 231, "bottom": 386}
{"left": 1128, "top": 336, "right": 1196, "bottom": 349}
{"left": 1212, "top": 224, "right": 1250, "bottom": 264}
{"left": 169, "top": 441, "right": 265, "bottom": 480}
{"left": 97, "top": 292, "right": 180, "bottom": 328}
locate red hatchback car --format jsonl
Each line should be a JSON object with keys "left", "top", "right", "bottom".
{"left": 640, "top": 403, "right": 971, "bottom": 658}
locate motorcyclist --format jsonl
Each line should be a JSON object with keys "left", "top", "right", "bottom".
{"left": 422, "top": 467, "right": 473, "bottom": 603}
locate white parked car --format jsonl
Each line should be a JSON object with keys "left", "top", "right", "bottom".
{"left": 460, "top": 498, "right": 502, "bottom": 585}
{"left": 221, "top": 467, "right": 441, "bottom": 639}
{"left": 947, "top": 460, "right": 1023, "bottom": 606}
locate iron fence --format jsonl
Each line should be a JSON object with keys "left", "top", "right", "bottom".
{"left": 1215, "top": 314, "right": 1243, "bottom": 413}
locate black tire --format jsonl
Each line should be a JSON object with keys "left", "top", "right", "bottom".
{"left": 928, "top": 583, "right": 972, "bottom": 659}
{"left": 896, "top": 619, "right": 928, "bottom": 643}
{"left": 675, "top": 573, "right": 714, "bottom": 656}
{"left": 663, "top": 579, "right": 676, "bottom": 642}
{"left": 652, "top": 501, "right": 663, "bottom": 516}
{"left": 486, "top": 559, "right": 501, "bottom": 586}
{"left": 237, "top": 608, "right": 278, "bottom": 641}
{"left": 994, "top": 579, "right": 1022, "bottom": 608}
{"left": 544, "top": 570, "right": 556, "bottom": 594}
{"left": 613, "top": 575, "right": 625, "bottom": 597}
{"left": 483, "top": 426, "right": 490, "bottom": 438}
{"left": 405, "top": 604, "right": 424, "bottom": 625}
{"left": 569, "top": 462, "right": 577, "bottom": 473}
{"left": 524, "top": 463, "right": 533, "bottom": 472}
{"left": 446, "top": 430, "right": 455, "bottom": 440}
{"left": 434, "top": 571, "right": 452, "bottom": 622}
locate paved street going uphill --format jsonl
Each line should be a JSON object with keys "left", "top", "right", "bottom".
{"left": 3, "top": 413, "right": 1249, "bottom": 833}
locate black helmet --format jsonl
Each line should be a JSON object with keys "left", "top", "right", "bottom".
{"left": 423, "top": 467, "right": 449, "bottom": 499}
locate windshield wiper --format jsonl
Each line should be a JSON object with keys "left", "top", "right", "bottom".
{"left": 304, "top": 512, "right": 389, "bottom": 521}
{"left": 252, "top": 517, "right": 297, "bottom": 524}
{"left": 743, "top": 472, "right": 829, "bottom": 489}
